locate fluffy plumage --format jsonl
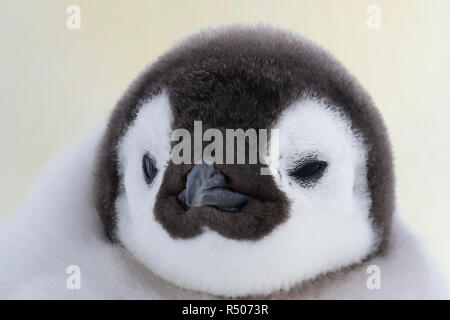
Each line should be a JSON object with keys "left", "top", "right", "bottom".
{"left": 96, "top": 25, "right": 394, "bottom": 246}
{"left": 0, "top": 123, "right": 446, "bottom": 299}
{"left": 0, "top": 25, "right": 447, "bottom": 299}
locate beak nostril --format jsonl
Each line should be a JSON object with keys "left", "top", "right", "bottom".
{"left": 177, "top": 163, "right": 250, "bottom": 212}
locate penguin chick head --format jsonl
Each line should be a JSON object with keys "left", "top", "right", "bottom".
{"left": 95, "top": 25, "right": 394, "bottom": 297}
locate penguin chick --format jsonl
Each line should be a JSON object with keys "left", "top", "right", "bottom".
{"left": 0, "top": 25, "right": 447, "bottom": 299}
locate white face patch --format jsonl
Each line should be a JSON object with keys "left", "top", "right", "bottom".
{"left": 116, "top": 94, "right": 377, "bottom": 297}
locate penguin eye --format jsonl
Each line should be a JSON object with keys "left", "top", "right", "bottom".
{"left": 289, "top": 160, "right": 327, "bottom": 186}
{"left": 142, "top": 154, "right": 158, "bottom": 185}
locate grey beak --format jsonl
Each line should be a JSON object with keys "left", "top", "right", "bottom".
{"left": 177, "top": 163, "right": 249, "bottom": 212}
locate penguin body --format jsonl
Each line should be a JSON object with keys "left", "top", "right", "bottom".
{"left": 0, "top": 25, "right": 447, "bottom": 299}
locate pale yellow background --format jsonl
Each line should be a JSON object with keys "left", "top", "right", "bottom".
{"left": 1, "top": 1, "right": 449, "bottom": 286}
